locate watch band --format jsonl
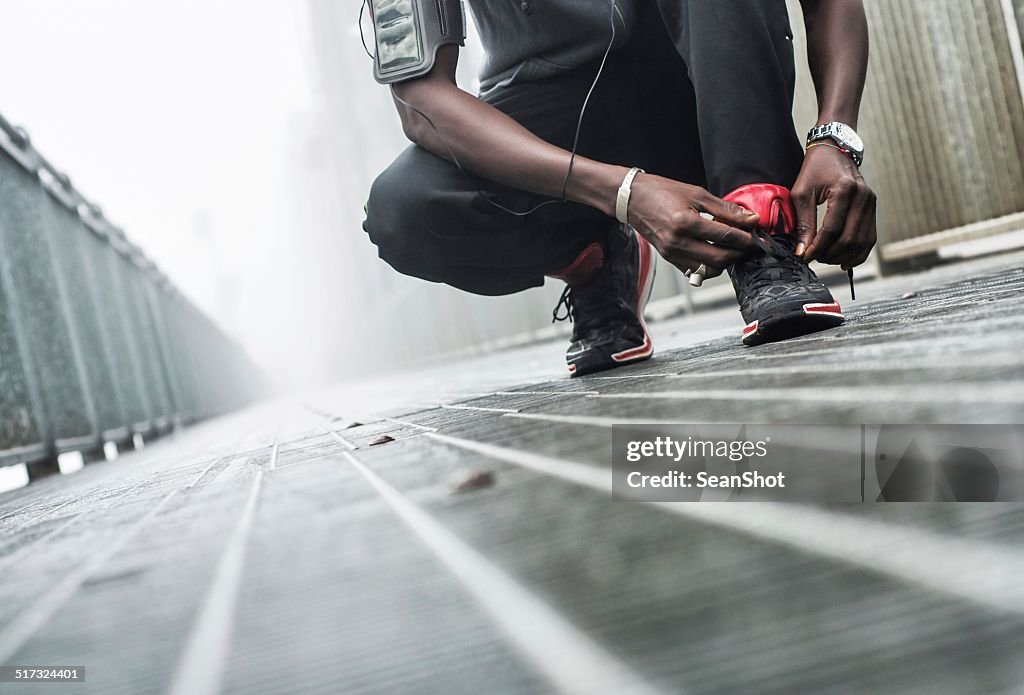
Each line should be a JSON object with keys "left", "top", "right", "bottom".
{"left": 806, "top": 123, "right": 835, "bottom": 144}
{"left": 807, "top": 122, "right": 864, "bottom": 167}
{"left": 615, "top": 167, "right": 644, "bottom": 225}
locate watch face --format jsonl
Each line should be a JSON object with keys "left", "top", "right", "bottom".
{"left": 836, "top": 123, "right": 864, "bottom": 152}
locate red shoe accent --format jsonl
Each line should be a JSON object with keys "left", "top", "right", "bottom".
{"left": 803, "top": 302, "right": 844, "bottom": 318}
{"left": 548, "top": 242, "right": 605, "bottom": 286}
{"left": 742, "top": 320, "right": 760, "bottom": 338}
{"left": 724, "top": 184, "right": 795, "bottom": 237}
{"left": 612, "top": 231, "right": 656, "bottom": 363}
{"left": 612, "top": 341, "right": 652, "bottom": 362}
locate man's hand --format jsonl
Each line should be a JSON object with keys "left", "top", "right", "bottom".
{"left": 797, "top": 0, "right": 873, "bottom": 270}
{"left": 627, "top": 173, "right": 764, "bottom": 278}
{"left": 792, "top": 145, "right": 877, "bottom": 270}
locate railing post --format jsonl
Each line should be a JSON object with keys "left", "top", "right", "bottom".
{"left": 0, "top": 125, "right": 96, "bottom": 468}
{"left": 0, "top": 131, "right": 49, "bottom": 471}
{"left": 25, "top": 457, "right": 62, "bottom": 481}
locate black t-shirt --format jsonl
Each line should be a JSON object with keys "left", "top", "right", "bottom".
{"left": 466, "top": 0, "right": 636, "bottom": 95}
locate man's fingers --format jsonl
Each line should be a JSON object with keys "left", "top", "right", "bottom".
{"left": 698, "top": 195, "right": 760, "bottom": 230}
{"left": 822, "top": 185, "right": 877, "bottom": 268}
{"left": 824, "top": 189, "right": 870, "bottom": 266}
{"left": 689, "top": 216, "right": 762, "bottom": 254}
{"left": 844, "top": 196, "right": 878, "bottom": 270}
{"left": 804, "top": 187, "right": 854, "bottom": 262}
{"left": 791, "top": 188, "right": 818, "bottom": 259}
{"left": 671, "top": 237, "right": 745, "bottom": 269}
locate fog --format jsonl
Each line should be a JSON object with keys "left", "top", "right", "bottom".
{"left": 0, "top": 1, "right": 442, "bottom": 389}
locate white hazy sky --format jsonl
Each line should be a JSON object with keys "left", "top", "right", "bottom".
{"left": 0, "top": 0, "right": 319, "bottom": 378}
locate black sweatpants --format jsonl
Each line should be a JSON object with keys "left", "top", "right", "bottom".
{"left": 363, "top": 0, "right": 804, "bottom": 296}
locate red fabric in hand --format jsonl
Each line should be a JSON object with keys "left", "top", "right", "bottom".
{"left": 723, "top": 184, "right": 795, "bottom": 237}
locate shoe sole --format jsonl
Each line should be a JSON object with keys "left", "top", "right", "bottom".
{"left": 741, "top": 301, "right": 844, "bottom": 347}
{"left": 569, "top": 230, "right": 657, "bottom": 376}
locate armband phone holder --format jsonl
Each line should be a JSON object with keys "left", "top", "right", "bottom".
{"left": 369, "top": 0, "right": 466, "bottom": 84}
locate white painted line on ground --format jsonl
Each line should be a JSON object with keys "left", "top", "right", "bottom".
{"left": 584, "top": 374, "right": 669, "bottom": 381}
{"left": 383, "top": 417, "right": 438, "bottom": 432}
{"left": 494, "top": 391, "right": 602, "bottom": 396}
{"left": 169, "top": 472, "right": 264, "bottom": 695}
{"left": 506, "top": 413, "right": 692, "bottom": 428}
{"left": 654, "top": 502, "right": 1024, "bottom": 618}
{"left": 300, "top": 403, "right": 439, "bottom": 434}
{"left": 420, "top": 392, "right": 494, "bottom": 401}
{"left": 269, "top": 439, "right": 280, "bottom": 471}
{"left": 441, "top": 404, "right": 521, "bottom": 414}
{"left": 0, "top": 489, "right": 179, "bottom": 665}
{"left": 426, "top": 433, "right": 609, "bottom": 492}
{"left": 340, "top": 448, "right": 666, "bottom": 695}
{"left": 188, "top": 457, "right": 226, "bottom": 489}
{"left": 426, "top": 433, "right": 1024, "bottom": 619}
{"left": 594, "top": 383, "right": 1024, "bottom": 405}
{"left": 504, "top": 415, "right": 907, "bottom": 459}
{"left": 322, "top": 427, "right": 356, "bottom": 451}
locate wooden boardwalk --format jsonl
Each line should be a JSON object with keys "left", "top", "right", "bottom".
{"left": 2, "top": 252, "right": 1024, "bottom": 694}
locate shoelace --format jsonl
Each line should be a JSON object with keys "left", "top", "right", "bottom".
{"left": 552, "top": 285, "right": 575, "bottom": 323}
{"left": 739, "top": 230, "right": 807, "bottom": 290}
{"left": 746, "top": 230, "right": 856, "bottom": 301}
{"left": 551, "top": 273, "right": 624, "bottom": 330}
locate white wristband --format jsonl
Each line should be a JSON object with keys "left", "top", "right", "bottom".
{"left": 615, "top": 167, "right": 644, "bottom": 225}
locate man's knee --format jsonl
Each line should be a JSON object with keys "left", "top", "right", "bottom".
{"left": 361, "top": 146, "right": 600, "bottom": 297}
{"left": 364, "top": 146, "right": 498, "bottom": 289}
{"left": 363, "top": 147, "right": 431, "bottom": 264}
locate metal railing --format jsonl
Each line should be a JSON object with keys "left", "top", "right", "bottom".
{"left": 0, "top": 112, "right": 266, "bottom": 477}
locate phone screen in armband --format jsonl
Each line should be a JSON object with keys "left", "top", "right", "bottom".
{"left": 373, "top": 0, "right": 424, "bottom": 75}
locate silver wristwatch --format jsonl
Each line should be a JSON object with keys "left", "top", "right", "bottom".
{"left": 807, "top": 122, "right": 865, "bottom": 167}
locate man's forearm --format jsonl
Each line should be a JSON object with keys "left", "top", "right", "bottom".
{"left": 394, "top": 77, "right": 628, "bottom": 218}
{"left": 801, "top": 0, "right": 869, "bottom": 127}
{"left": 388, "top": 44, "right": 771, "bottom": 276}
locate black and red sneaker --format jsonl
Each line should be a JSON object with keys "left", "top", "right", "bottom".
{"left": 551, "top": 227, "right": 657, "bottom": 376}
{"left": 724, "top": 184, "right": 844, "bottom": 346}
